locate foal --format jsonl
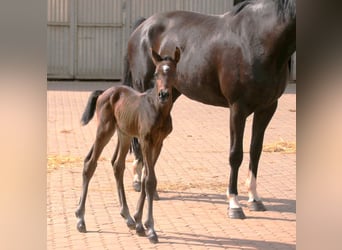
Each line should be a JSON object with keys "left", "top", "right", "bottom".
{"left": 75, "top": 47, "right": 180, "bottom": 243}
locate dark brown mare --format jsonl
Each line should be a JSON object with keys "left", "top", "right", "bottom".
{"left": 123, "top": 0, "right": 296, "bottom": 219}
{"left": 75, "top": 48, "right": 181, "bottom": 243}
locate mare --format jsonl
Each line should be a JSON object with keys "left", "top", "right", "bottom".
{"left": 123, "top": 0, "right": 296, "bottom": 219}
{"left": 75, "top": 48, "right": 181, "bottom": 243}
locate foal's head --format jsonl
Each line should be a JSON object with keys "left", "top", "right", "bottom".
{"left": 150, "top": 47, "right": 180, "bottom": 104}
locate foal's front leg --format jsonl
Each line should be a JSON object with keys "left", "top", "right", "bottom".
{"left": 134, "top": 141, "right": 161, "bottom": 243}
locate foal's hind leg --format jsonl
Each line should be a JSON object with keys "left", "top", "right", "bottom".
{"left": 246, "top": 102, "right": 278, "bottom": 211}
{"left": 75, "top": 122, "right": 115, "bottom": 232}
{"left": 112, "top": 133, "right": 135, "bottom": 229}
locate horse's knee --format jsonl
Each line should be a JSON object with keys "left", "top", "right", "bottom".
{"left": 145, "top": 175, "right": 157, "bottom": 192}
{"left": 113, "top": 163, "right": 125, "bottom": 180}
{"left": 82, "top": 161, "right": 97, "bottom": 180}
{"left": 229, "top": 150, "right": 243, "bottom": 168}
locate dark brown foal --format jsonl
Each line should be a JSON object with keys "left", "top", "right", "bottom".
{"left": 75, "top": 47, "right": 180, "bottom": 243}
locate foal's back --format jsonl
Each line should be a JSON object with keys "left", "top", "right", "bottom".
{"left": 97, "top": 85, "right": 169, "bottom": 139}
{"left": 96, "top": 85, "right": 143, "bottom": 137}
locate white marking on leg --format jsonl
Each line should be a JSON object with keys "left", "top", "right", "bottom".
{"left": 246, "top": 170, "right": 260, "bottom": 202}
{"left": 141, "top": 166, "right": 146, "bottom": 183}
{"left": 226, "top": 190, "right": 241, "bottom": 209}
{"left": 132, "top": 159, "right": 143, "bottom": 182}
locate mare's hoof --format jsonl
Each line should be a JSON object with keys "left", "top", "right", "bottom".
{"left": 76, "top": 221, "right": 87, "bottom": 233}
{"left": 136, "top": 224, "right": 146, "bottom": 236}
{"left": 248, "top": 200, "right": 266, "bottom": 211}
{"left": 133, "top": 181, "right": 141, "bottom": 192}
{"left": 146, "top": 229, "right": 159, "bottom": 244}
{"left": 228, "top": 207, "right": 246, "bottom": 219}
{"left": 153, "top": 191, "right": 160, "bottom": 201}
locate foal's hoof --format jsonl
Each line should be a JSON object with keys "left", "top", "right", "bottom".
{"left": 136, "top": 224, "right": 146, "bottom": 236}
{"left": 228, "top": 207, "right": 246, "bottom": 219}
{"left": 133, "top": 181, "right": 141, "bottom": 192}
{"left": 76, "top": 220, "right": 87, "bottom": 233}
{"left": 248, "top": 200, "right": 266, "bottom": 211}
{"left": 146, "top": 229, "right": 159, "bottom": 244}
{"left": 126, "top": 218, "right": 136, "bottom": 230}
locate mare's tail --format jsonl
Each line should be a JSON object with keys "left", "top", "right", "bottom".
{"left": 123, "top": 17, "right": 146, "bottom": 87}
{"left": 81, "top": 90, "right": 104, "bottom": 126}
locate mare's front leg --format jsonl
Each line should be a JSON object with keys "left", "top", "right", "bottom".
{"left": 134, "top": 140, "right": 162, "bottom": 243}
{"left": 75, "top": 122, "right": 115, "bottom": 232}
{"left": 246, "top": 101, "right": 278, "bottom": 211}
{"left": 227, "top": 102, "right": 248, "bottom": 219}
{"left": 112, "top": 133, "right": 135, "bottom": 229}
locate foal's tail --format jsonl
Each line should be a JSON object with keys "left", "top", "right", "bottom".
{"left": 123, "top": 17, "right": 146, "bottom": 87}
{"left": 81, "top": 90, "right": 104, "bottom": 126}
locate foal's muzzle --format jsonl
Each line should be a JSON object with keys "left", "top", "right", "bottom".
{"left": 158, "top": 90, "right": 170, "bottom": 102}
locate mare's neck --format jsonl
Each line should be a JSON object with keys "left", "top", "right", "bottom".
{"left": 237, "top": 0, "right": 296, "bottom": 69}
{"left": 264, "top": 0, "right": 296, "bottom": 68}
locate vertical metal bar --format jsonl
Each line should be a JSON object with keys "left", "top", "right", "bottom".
{"left": 70, "top": 0, "right": 76, "bottom": 78}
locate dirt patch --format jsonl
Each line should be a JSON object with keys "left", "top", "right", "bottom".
{"left": 158, "top": 180, "right": 226, "bottom": 193}
{"left": 47, "top": 155, "right": 107, "bottom": 172}
{"left": 263, "top": 139, "right": 296, "bottom": 153}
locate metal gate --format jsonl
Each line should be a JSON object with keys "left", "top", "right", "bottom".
{"left": 48, "top": 0, "right": 126, "bottom": 79}
{"left": 48, "top": 0, "right": 235, "bottom": 80}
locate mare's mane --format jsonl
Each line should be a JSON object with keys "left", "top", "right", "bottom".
{"left": 230, "top": 0, "right": 253, "bottom": 16}
{"left": 230, "top": 0, "right": 296, "bottom": 21}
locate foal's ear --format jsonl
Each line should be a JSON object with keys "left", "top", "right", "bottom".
{"left": 150, "top": 48, "right": 163, "bottom": 65}
{"left": 174, "top": 47, "right": 181, "bottom": 64}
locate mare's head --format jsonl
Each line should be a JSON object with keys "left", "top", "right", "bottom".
{"left": 150, "top": 47, "right": 180, "bottom": 104}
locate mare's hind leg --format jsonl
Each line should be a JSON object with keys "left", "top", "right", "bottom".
{"left": 75, "top": 122, "right": 115, "bottom": 232}
{"left": 227, "top": 102, "right": 248, "bottom": 219}
{"left": 246, "top": 101, "right": 278, "bottom": 211}
{"left": 131, "top": 138, "right": 143, "bottom": 192}
{"left": 112, "top": 133, "right": 135, "bottom": 229}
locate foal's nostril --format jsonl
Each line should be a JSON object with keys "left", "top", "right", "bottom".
{"left": 159, "top": 90, "right": 169, "bottom": 101}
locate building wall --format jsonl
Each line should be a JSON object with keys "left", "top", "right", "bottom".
{"left": 47, "top": 0, "right": 296, "bottom": 81}
{"left": 47, "top": 0, "right": 234, "bottom": 79}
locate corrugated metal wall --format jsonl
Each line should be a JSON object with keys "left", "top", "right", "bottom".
{"left": 76, "top": 0, "right": 125, "bottom": 79}
{"left": 47, "top": 0, "right": 73, "bottom": 78}
{"left": 48, "top": 0, "right": 126, "bottom": 79}
{"left": 48, "top": 0, "right": 235, "bottom": 79}
{"left": 55, "top": 1, "right": 311, "bottom": 80}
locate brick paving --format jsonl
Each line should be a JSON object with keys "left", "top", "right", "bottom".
{"left": 47, "top": 81, "right": 296, "bottom": 249}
